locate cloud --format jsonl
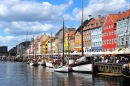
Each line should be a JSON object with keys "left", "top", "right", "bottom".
{"left": 71, "top": 0, "right": 127, "bottom": 21}
{"left": 0, "top": 0, "right": 74, "bottom": 51}
{"left": 3, "top": 21, "right": 60, "bottom": 35}
{"left": 63, "top": 14, "right": 74, "bottom": 21}
{"left": 0, "top": 0, "right": 71, "bottom": 22}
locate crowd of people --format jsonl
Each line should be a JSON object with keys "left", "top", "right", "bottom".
{"left": 94, "top": 54, "right": 130, "bottom": 64}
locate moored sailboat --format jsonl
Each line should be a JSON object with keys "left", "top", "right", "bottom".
{"left": 54, "top": 18, "right": 71, "bottom": 73}
{"left": 30, "top": 37, "right": 38, "bottom": 66}
{"left": 30, "top": 59, "right": 39, "bottom": 66}
{"left": 70, "top": 56, "right": 93, "bottom": 73}
{"left": 70, "top": 0, "right": 98, "bottom": 73}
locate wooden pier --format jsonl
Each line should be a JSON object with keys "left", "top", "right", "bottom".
{"left": 95, "top": 62, "right": 123, "bottom": 74}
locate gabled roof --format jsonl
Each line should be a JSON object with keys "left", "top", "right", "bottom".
{"left": 55, "top": 27, "right": 75, "bottom": 37}
{"left": 65, "top": 29, "right": 75, "bottom": 37}
{"left": 87, "top": 17, "right": 105, "bottom": 29}
{"left": 109, "top": 14, "right": 119, "bottom": 23}
{"left": 75, "top": 18, "right": 93, "bottom": 33}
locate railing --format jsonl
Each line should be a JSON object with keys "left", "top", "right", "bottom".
{"left": 95, "top": 62, "right": 123, "bottom": 74}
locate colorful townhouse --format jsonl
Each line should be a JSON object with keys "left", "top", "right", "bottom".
{"left": 64, "top": 29, "right": 75, "bottom": 53}
{"left": 54, "top": 37, "right": 59, "bottom": 54}
{"left": 89, "top": 15, "right": 105, "bottom": 52}
{"left": 34, "top": 37, "right": 40, "bottom": 55}
{"left": 55, "top": 27, "right": 74, "bottom": 53}
{"left": 102, "top": 14, "right": 118, "bottom": 51}
{"left": 74, "top": 16, "right": 93, "bottom": 53}
{"left": 83, "top": 16, "right": 93, "bottom": 53}
{"left": 39, "top": 33, "right": 48, "bottom": 54}
{"left": 74, "top": 31, "right": 82, "bottom": 52}
{"left": 116, "top": 10, "right": 130, "bottom": 49}
{"left": 69, "top": 30, "right": 76, "bottom": 53}
{"left": 48, "top": 37, "right": 55, "bottom": 54}
{"left": 42, "top": 36, "right": 51, "bottom": 55}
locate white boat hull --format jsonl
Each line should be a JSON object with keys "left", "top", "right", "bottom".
{"left": 54, "top": 66, "right": 70, "bottom": 73}
{"left": 38, "top": 62, "right": 44, "bottom": 65}
{"left": 30, "top": 62, "right": 38, "bottom": 66}
{"left": 72, "top": 64, "right": 92, "bottom": 73}
{"left": 45, "top": 61, "right": 54, "bottom": 68}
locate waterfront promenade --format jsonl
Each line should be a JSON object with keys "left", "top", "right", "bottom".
{"left": 0, "top": 61, "right": 127, "bottom": 86}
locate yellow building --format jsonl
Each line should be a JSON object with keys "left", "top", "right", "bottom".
{"left": 54, "top": 37, "right": 59, "bottom": 54}
{"left": 75, "top": 32, "right": 82, "bottom": 52}
{"left": 64, "top": 32, "right": 69, "bottom": 53}
{"left": 64, "top": 30, "right": 75, "bottom": 53}
{"left": 42, "top": 37, "right": 51, "bottom": 54}
{"left": 39, "top": 33, "right": 48, "bottom": 54}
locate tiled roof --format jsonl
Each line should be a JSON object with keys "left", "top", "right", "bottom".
{"left": 86, "top": 17, "right": 105, "bottom": 30}
{"left": 76, "top": 18, "right": 93, "bottom": 32}
{"left": 88, "top": 17, "right": 105, "bottom": 25}
{"left": 109, "top": 14, "right": 119, "bottom": 23}
{"left": 65, "top": 30, "right": 75, "bottom": 36}
{"left": 118, "top": 10, "right": 130, "bottom": 20}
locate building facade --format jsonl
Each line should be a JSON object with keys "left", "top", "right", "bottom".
{"left": 102, "top": 14, "right": 118, "bottom": 51}
{"left": 90, "top": 15, "right": 105, "bottom": 52}
{"left": 117, "top": 10, "right": 130, "bottom": 49}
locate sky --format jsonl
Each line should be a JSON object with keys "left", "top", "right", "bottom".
{"left": 0, "top": 0, "right": 129, "bottom": 51}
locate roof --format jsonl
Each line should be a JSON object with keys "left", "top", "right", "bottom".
{"left": 76, "top": 18, "right": 93, "bottom": 33}
{"left": 109, "top": 14, "right": 119, "bottom": 23}
{"left": 86, "top": 17, "right": 105, "bottom": 30}
{"left": 65, "top": 30, "right": 75, "bottom": 37}
{"left": 118, "top": 10, "right": 130, "bottom": 20}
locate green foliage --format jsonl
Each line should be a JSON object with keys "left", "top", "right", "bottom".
{"left": 118, "top": 48, "right": 122, "bottom": 51}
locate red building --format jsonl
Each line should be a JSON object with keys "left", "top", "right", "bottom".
{"left": 102, "top": 14, "right": 118, "bottom": 51}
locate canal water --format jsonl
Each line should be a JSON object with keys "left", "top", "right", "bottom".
{"left": 0, "top": 61, "right": 126, "bottom": 86}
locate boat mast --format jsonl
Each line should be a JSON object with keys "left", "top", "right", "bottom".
{"left": 51, "top": 32, "right": 52, "bottom": 57}
{"left": 26, "top": 32, "right": 28, "bottom": 57}
{"left": 81, "top": 0, "right": 84, "bottom": 56}
{"left": 63, "top": 18, "right": 65, "bottom": 65}
{"left": 33, "top": 36, "right": 35, "bottom": 60}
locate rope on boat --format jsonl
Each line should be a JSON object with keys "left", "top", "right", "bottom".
{"left": 121, "top": 73, "right": 130, "bottom": 78}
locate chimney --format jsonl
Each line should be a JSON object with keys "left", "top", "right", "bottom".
{"left": 98, "top": 15, "right": 101, "bottom": 19}
{"left": 88, "top": 15, "right": 92, "bottom": 20}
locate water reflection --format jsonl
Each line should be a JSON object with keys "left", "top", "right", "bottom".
{"left": 0, "top": 62, "right": 125, "bottom": 86}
